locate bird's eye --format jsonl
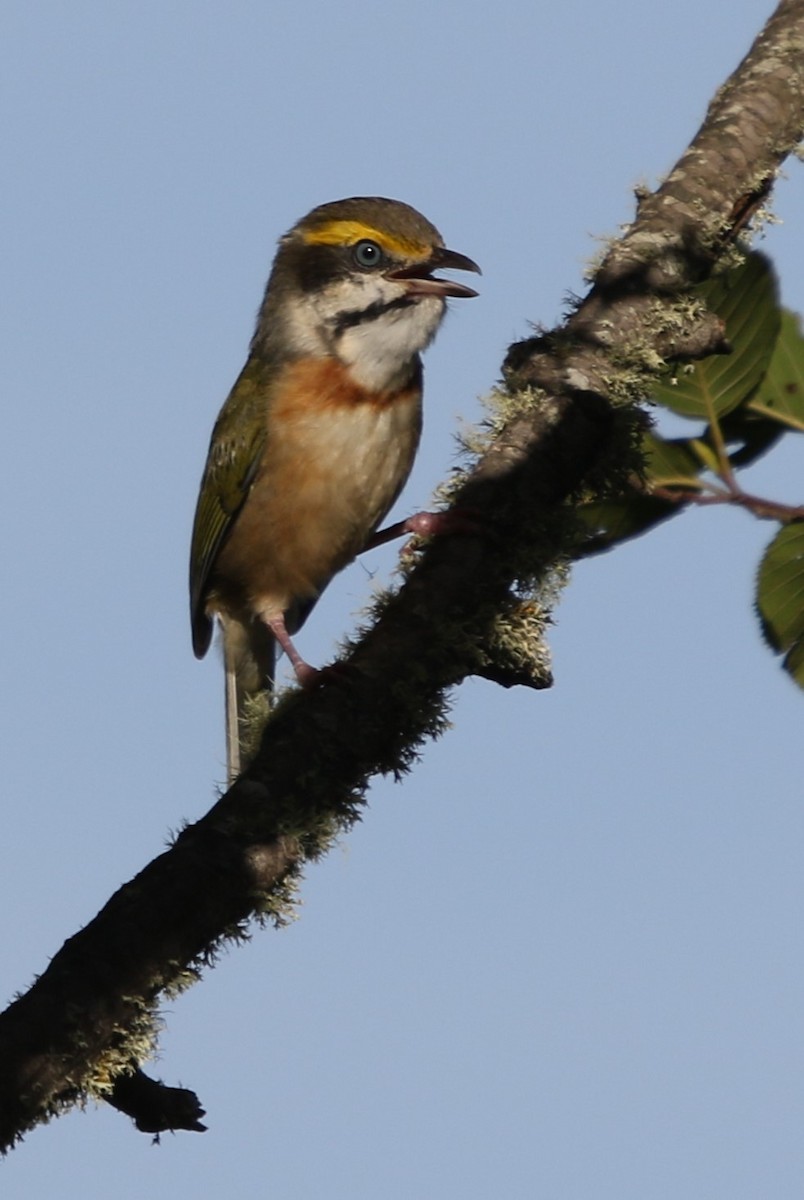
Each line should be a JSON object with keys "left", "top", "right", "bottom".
{"left": 353, "top": 239, "right": 383, "bottom": 269}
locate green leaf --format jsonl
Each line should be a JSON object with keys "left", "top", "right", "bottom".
{"left": 747, "top": 309, "right": 804, "bottom": 432}
{"left": 718, "top": 407, "right": 784, "bottom": 468}
{"left": 756, "top": 521, "right": 804, "bottom": 690}
{"left": 575, "top": 494, "right": 678, "bottom": 556}
{"left": 652, "top": 252, "right": 780, "bottom": 420}
{"left": 783, "top": 638, "right": 804, "bottom": 689}
{"left": 689, "top": 438, "right": 722, "bottom": 475}
{"left": 575, "top": 429, "right": 702, "bottom": 555}
{"left": 644, "top": 431, "right": 702, "bottom": 485}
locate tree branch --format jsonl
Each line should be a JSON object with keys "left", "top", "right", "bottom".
{"left": 2, "top": 0, "right": 803, "bottom": 1152}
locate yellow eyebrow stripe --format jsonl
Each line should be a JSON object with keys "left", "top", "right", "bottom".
{"left": 301, "top": 220, "right": 430, "bottom": 259}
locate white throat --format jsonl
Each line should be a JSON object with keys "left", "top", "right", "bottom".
{"left": 283, "top": 277, "right": 447, "bottom": 392}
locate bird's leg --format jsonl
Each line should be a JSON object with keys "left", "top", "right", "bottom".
{"left": 364, "top": 509, "right": 483, "bottom": 551}
{"left": 262, "top": 614, "right": 321, "bottom": 688}
{"left": 262, "top": 507, "right": 485, "bottom": 691}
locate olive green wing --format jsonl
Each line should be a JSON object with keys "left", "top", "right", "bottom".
{"left": 189, "top": 365, "right": 269, "bottom": 658}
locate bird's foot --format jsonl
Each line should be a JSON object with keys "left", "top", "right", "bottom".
{"left": 366, "top": 507, "right": 483, "bottom": 551}
{"left": 292, "top": 660, "right": 323, "bottom": 688}
{"left": 263, "top": 615, "right": 320, "bottom": 688}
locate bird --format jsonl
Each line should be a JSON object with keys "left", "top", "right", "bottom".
{"left": 189, "top": 196, "right": 480, "bottom": 780}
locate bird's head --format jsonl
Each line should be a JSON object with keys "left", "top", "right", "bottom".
{"left": 253, "top": 196, "right": 481, "bottom": 391}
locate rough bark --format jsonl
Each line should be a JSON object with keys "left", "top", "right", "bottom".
{"left": 1, "top": 0, "right": 803, "bottom": 1151}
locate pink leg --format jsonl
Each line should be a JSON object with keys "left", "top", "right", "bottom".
{"left": 365, "top": 509, "right": 481, "bottom": 551}
{"left": 263, "top": 614, "right": 321, "bottom": 688}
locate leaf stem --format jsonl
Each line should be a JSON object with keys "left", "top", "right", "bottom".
{"left": 651, "top": 483, "right": 804, "bottom": 523}
{"left": 704, "top": 404, "right": 740, "bottom": 489}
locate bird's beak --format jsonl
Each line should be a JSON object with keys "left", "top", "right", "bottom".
{"left": 388, "top": 247, "right": 482, "bottom": 299}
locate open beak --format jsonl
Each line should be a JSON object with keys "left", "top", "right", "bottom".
{"left": 388, "top": 247, "right": 482, "bottom": 299}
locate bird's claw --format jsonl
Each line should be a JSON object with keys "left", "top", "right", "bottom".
{"left": 367, "top": 506, "right": 486, "bottom": 551}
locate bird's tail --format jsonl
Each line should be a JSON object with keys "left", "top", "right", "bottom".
{"left": 220, "top": 617, "right": 276, "bottom": 783}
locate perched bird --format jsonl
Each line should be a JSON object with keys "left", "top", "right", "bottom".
{"left": 189, "top": 196, "right": 480, "bottom": 778}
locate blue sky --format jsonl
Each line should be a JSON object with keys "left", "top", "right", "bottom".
{"left": 3, "top": 2, "right": 803, "bottom": 1197}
